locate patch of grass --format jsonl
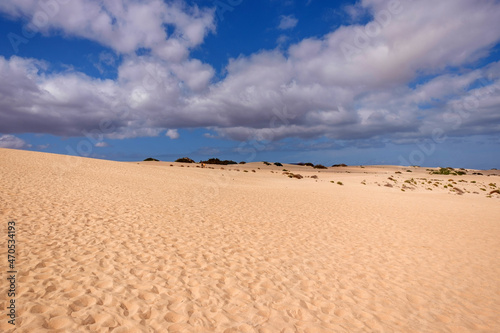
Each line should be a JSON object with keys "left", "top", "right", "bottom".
{"left": 395, "top": 171, "right": 402, "bottom": 174}
{"left": 471, "top": 180, "right": 476, "bottom": 183}
{"left": 244, "top": 170, "right": 248, "bottom": 172}
{"left": 406, "top": 170, "right": 412, "bottom": 172}
{"left": 337, "top": 181, "right": 343, "bottom": 185}
{"left": 431, "top": 167, "right": 452, "bottom": 175}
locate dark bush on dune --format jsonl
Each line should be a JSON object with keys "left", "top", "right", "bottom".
{"left": 144, "top": 157, "right": 159, "bottom": 162}
{"left": 431, "top": 167, "right": 467, "bottom": 176}
{"left": 175, "top": 157, "right": 195, "bottom": 163}
{"left": 313, "top": 164, "right": 328, "bottom": 169}
{"left": 239, "top": 161, "right": 246, "bottom": 164}
{"left": 331, "top": 163, "right": 347, "bottom": 167}
{"left": 200, "top": 158, "right": 237, "bottom": 165}
{"left": 297, "top": 162, "right": 314, "bottom": 167}
{"left": 263, "top": 161, "right": 271, "bottom": 166}
{"left": 274, "top": 162, "right": 283, "bottom": 167}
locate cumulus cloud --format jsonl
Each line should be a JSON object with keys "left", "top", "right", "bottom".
{"left": 0, "top": 0, "right": 500, "bottom": 147}
{"left": 0, "top": 134, "right": 28, "bottom": 149}
{"left": 165, "top": 129, "right": 180, "bottom": 139}
{"left": 95, "top": 142, "right": 109, "bottom": 147}
{"left": 1, "top": 0, "right": 215, "bottom": 62}
{"left": 278, "top": 15, "right": 298, "bottom": 30}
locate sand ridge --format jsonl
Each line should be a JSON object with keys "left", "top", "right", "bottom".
{"left": 0, "top": 148, "right": 499, "bottom": 332}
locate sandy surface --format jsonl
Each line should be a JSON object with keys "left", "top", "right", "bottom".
{"left": 1, "top": 148, "right": 499, "bottom": 332}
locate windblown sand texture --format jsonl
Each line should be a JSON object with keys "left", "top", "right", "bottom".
{"left": 1, "top": 148, "right": 499, "bottom": 332}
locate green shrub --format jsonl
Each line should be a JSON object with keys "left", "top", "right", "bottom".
{"left": 175, "top": 157, "right": 194, "bottom": 163}
{"left": 200, "top": 158, "right": 237, "bottom": 165}
{"left": 144, "top": 157, "right": 159, "bottom": 162}
{"left": 313, "top": 164, "right": 328, "bottom": 169}
{"left": 274, "top": 162, "right": 283, "bottom": 167}
{"left": 337, "top": 181, "right": 343, "bottom": 185}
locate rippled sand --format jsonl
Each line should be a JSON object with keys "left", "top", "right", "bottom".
{"left": 1, "top": 148, "right": 499, "bottom": 332}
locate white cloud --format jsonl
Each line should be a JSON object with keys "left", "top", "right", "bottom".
{"left": 278, "top": 15, "right": 298, "bottom": 30}
{"left": 0, "top": 134, "right": 28, "bottom": 149}
{"left": 165, "top": 129, "right": 180, "bottom": 139}
{"left": 0, "top": 0, "right": 215, "bottom": 62}
{"left": 95, "top": 142, "right": 109, "bottom": 147}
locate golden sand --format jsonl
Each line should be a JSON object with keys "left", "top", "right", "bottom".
{"left": 1, "top": 148, "right": 499, "bottom": 332}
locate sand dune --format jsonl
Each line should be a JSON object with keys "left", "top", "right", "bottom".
{"left": 1, "top": 148, "right": 499, "bottom": 332}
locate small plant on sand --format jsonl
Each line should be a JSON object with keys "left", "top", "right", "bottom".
{"left": 274, "top": 162, "right": 283, "bottom": 167}
{"left": 395, "top": 171, "right": 402, "bottom": 174}
{"left": 311, "top": 175, "right": 318, "bottom": 179}
{"left": 337, "top": 181, "right": 343, "bottom": 185}
{"left": 331, "top": 163, "right": 347, "bottom": 167}
{"left": 239, "top": 161, "right": 246, "bottom": 164}
{"left": 252, "top": 170, "right": 256, "bottom": 173}
{"left": 361, "top": 180, "right": 366, "bottom": 185}
{"left": 144, "top": 157, "right": 160, "bottom": 161}
{"left": 471, "top": 180, "right": 476, "bottom": 183}
{"left": 406, "top": 170, "right": 412, "bottom": 172}
{"left": 263, "top": 161, "right": 271, "bottom": 166}
{"left": 433, "top": 168, "right": 450, "bottom": 175}
{"left": 282, "top": 169, "right": 288, "bottom": 172}
{"left": 243, "top": 170, "right": 248, "bottom": 172}
{"left": 490, "top": 189, "right": 500, "bottom": 195}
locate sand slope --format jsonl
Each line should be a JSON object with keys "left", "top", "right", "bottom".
{"left": 1, "top": 148, "right": 499, "bottom": 332}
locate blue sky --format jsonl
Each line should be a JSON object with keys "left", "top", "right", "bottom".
{"left": 0, "top": 0, "right": 499, "bottom": 169}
